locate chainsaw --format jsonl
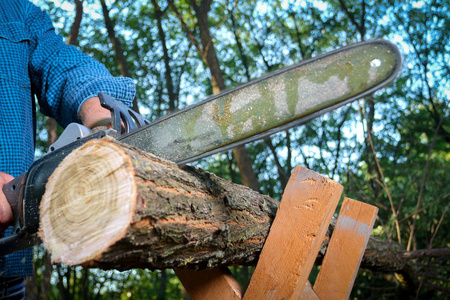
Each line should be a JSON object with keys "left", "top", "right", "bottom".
{"left": 0, "top": 39, "right": 401, "bottom": 256}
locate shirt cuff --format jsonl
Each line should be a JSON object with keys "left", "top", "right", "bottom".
{"left": 73, "top": 76, "right": 136, "bottom": 124}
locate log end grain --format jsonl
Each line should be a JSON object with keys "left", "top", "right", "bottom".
{"left": 39, "top": 139, "right": 137, "bottom": 265}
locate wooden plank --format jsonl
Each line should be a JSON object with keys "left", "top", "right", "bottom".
{"left": 313, "top": 198, "right": 378, "bottom": 300}
{"left": 175, "top": 267, "right": 242, "bottom": 300}
{"left": 243, "top": 165, "right": 343, "bottom": 299}
{"left": 301, "top": 281, "right": 320, "bottom": 300}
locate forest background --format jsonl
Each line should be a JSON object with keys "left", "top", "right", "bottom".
{"left": 26, "top": 0, "right": 449, "bottom": 299}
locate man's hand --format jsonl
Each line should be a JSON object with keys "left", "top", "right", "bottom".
{"left": 79, "top": 97, "right": 113, "bottom": 129}
{"left": 0, "top": 172, "right": 14, "bottom": 231}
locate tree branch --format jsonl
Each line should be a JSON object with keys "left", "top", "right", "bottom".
{"left": 407, "top": 107, "right": 447, "bottom": 251}
{"left": 167, "top": 0, "right": 204, "bottom": 60}
{"left": 402, "top": 248, "right": 450, "bottom": 260}
{"left": 337, "top": 0, "right": 364, "bottom": 38}
{"left": 332, "top": 106, "right": 351, "bottom": 178}
{"left": 358, "top": 99, "right": 401, "bottom": 244}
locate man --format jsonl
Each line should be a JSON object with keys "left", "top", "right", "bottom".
{"left": 0, "top": 0, "right": 136, "bottom": 298}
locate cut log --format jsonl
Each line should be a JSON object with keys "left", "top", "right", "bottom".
{"left": 39, "top": 138, "right": 278, "bottom": 270}
{"left": 39, "top": 137, "right": 439, "bottom": 291}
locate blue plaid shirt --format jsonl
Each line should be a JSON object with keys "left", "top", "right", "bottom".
{"left": 0, "top": 0, "right": 136, "bottom": 277}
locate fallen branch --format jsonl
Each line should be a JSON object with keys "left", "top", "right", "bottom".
{"left": 402, "top": 248, "right": 450, "bottom": 260}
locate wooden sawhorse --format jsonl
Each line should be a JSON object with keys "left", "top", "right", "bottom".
{"left": 175, "top": 166, "right": 378, "bottom": 300}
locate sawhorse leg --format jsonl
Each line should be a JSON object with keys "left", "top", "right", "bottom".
{"left": 176, "top": 166, "right": 378, "bottom": 300}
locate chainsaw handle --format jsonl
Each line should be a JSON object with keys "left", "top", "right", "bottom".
{"left": 0, "top": 174, "right": 31, "bottom": 256}
{"left": 2, "top": 173, "right": 27, "bottom": 233}
{"left": 98, "top": 93, "right": 150, "bottom": 135}
{"left": 0, "top": 229, "right": 40, "bottom": 256}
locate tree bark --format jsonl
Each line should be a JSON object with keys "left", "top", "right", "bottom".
{"left": 40, "top": 138, "right": 277, "bottom": 270}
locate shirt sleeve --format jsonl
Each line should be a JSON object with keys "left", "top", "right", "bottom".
{"left": 25, "top": 2, "right": 136, "bottom": 128}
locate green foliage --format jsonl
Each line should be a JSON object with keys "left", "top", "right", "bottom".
{"left": 29, "top": 0, "right": 449, "bottom": 298}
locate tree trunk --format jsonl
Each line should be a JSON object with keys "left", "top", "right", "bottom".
{"left": 168, "top": 0, "right": 260, "bottom": 191}
{"left": 66, "top": 0, "right": 84, "bottom": 46}
{"left": 99, "top": 0, "right": 139, "bottom": 113}
{"left": 99, "top": 0, "right": 129, "bottom": 78}
{"left": 39, "top": 138, "right": 278, "bottom": 270}
{"left": 192, "top": 1, "right": 260, "bottom": 191}
{"left": 151, "top": 0, "right": 177, "bottom": 112}
{"left": 231, "top": 146, "right": 260, "bottom": 192}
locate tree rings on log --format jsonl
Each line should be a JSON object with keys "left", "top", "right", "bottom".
{"left": 39, "top": 138, "right": 278, "bottom": 270}
{"left": 40, "top": 139, "right": 137, "bottom": 265}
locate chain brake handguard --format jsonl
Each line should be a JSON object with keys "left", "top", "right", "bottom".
{"left": 98, "top": 92, "right": 150, "bottom": 135}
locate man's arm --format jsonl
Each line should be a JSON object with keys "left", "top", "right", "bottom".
{"left": 78, "top": 97, "right": 113, "bottom": 129}
{"left": 26, "top": 2, "right": 135, "bottom": 128}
